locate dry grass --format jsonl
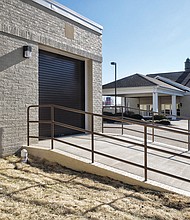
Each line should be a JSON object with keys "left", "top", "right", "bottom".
{"left": 0, "top": 156, "right": 190, "bottom": 220}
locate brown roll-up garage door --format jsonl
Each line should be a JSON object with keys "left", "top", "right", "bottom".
{"left": 39, "top": 50, "right": 85, "bottom": 137}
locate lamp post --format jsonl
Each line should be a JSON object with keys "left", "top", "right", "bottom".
{"left": 111, "top": 62, "right": 117, "bottom": 115}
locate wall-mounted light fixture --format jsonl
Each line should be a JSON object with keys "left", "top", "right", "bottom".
{"left": 23, "top": 45, "right": 32, "bottom": 58}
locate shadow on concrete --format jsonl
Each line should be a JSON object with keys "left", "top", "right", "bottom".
{"left": 0, "top": 47, "right": 25, "bottom": 72}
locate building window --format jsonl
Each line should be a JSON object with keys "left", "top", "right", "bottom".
{"left": 140, "top": 104, "right": 152, "bottom": 116}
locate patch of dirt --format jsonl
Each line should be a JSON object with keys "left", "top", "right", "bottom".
{"left": 0, "top": 155, "right": 190, "bottom": 220}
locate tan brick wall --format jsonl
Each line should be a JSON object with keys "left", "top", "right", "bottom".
{"left": 0, "top": 34, "right": 38, "bottom": 156}
{"left": 92, "top": 61, "right": 102, "bottom": 132}
{"left": 0, "top": 0, "right": 102, "bottom": 156}
{"left": 0, "top": 0, "right": 102, "bottom": 61}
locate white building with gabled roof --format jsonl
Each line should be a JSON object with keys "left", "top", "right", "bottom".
{"left": 103, "top": 59, "right": 190, "bottom": 118}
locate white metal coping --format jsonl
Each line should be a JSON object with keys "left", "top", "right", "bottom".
{"left": 32, "top": 0, "right": 103, "bottom": 34}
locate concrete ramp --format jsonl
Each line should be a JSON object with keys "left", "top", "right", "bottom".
{"left": 25, "top": 133, "right": 190, "bottom": 196}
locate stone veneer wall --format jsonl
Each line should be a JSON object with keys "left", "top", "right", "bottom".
{"left": 0, "top": 0, "right": 102, "bottom": 156}
{"left": 92, "top": 61, "right": 102, "bottom": 132}
{"left": 0, "top": 34, "right": 38, "bottom": 156}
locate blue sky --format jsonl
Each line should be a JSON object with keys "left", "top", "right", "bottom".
{"left": 57, "top": 0, "right": 190, "bottom": 84}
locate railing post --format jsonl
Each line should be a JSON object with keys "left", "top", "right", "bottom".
{"left": 144, "top": 125, "right": 148, "bottom": 181}
{"left": 91, "top": 114, "right": 94, "bottom": 163}
{"left": 121, "top": 107, "right": 124, "bottom": 135}
{"left": 51, "top": 105, "right": 54, "bottom": 150}
{"left": 152, "top": 111, "right": 155, "bottom": 142}
{"left": 102, "top": 107, "right": 104, "bottom": 133}
{"left": 27, "top": 107, "right": 30, "bottom": 146}
{"left": 188, "top": 119, "right": 190, "bottom": 151}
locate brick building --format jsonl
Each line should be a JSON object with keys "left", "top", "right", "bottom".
{"left": 0, "top": 0, "right": 103, "bottom": 156}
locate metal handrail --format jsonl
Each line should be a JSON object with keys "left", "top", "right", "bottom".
{"left": 27, "top": 104, "right": 190, "bottom": 185}
{"left": 103, "top": 105, "right": 190, "bottom": 120}
{"left": 27, "top": 104, "right": 190, "bottom": 150}
{"left": 103, "top": 105, "right": 190, "bottom": 149}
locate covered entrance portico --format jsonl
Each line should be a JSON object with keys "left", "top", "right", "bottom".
{"left": 103, "top": 74, "right": 187, "bottom": 120}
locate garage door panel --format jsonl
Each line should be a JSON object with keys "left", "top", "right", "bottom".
{"left": 39, "top": 50, "right": 85, "bottom": 137}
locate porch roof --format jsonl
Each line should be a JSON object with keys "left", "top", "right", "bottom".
{"left": 147, "top": 70, "right": 190, "bottom": 87}
{"left": 103, "top": 74, "right": 187, "bottom": 97}
{"left": 103, "top": 74, "right": 156, "bottom": 89}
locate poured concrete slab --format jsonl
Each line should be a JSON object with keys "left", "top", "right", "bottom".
{"left": 25, "top": 120, "right": 190, "bottom": 196}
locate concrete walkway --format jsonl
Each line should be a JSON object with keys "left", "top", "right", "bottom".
{"left": 33, "top": 120, "right": 190, "bottom": 195}
{"left": 103, "top": 119, "right": 189, "bottom": 149}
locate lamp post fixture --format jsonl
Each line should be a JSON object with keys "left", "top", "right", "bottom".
{"left": 111, "top": 62, "right": 117, "bottom": 115}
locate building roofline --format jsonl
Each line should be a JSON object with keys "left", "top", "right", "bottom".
{"left": 32, "top": 0, "right": 103, "bottom": 34}
{"left": 155, "top": 76, "right": 190, "bottom": 92}
{"left": 133, "top": 74, "right": 185, "bottom": 91}
{"left": 147, "top": 70, "right": 185, "bottom": 75}
{"left": 136, "top": 74, "right": 157, "bottom": 85}
{"left": 103, "top": 73, "right": 187, "bottom": 93}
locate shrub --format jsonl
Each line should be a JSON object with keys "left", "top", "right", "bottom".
{"left": 130, "top": 114, "right": 144, "bottom": 120}
{"left": 103, "top": 112, "right": 114, "bottom": 123}
{"left": 123, "top": 111, "right": 135, "bottom": 117}
{"left": 153, "top": 114, "right": 166, "bottom": 120}
{"left": 113, "top": 112, "right": 122, "bottom": 117}
{"left": 103, "top": 111, "right": 144, "bottom": 122}
{"left": 103, "top": 112, "right": 113, "bottom": 116}
{"left": 155, "top": 119, "right": 171, "bottom": 125}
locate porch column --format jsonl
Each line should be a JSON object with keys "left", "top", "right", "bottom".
{"left": 153, "top": 92, "right": 158, "bottom": 113}
{"left": 121, "top": 97, "right": 125, "bottom": 106}
{"left": 124, "top": 97, "right": 127, "bottom": 112}
{"left": 121, "top": 97, "right": 125, "bottom": 114}
{"left": 172, "top": 95, "right": 177, "bottom": 120}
